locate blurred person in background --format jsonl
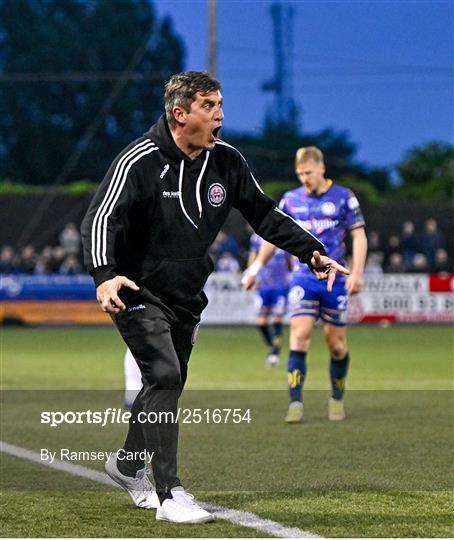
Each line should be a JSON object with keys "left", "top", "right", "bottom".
{"left": 17, "top": 245, "right": 37, "bottom": 273}
{"left": 408, "top": 253, "right": 430, "bottom": 273}
{"left": 432, "top": 248, "right": 452, "bottom": 273}
{"left": 34, "top": 246, "right": 54, "bottom": 274}
{"left": 364, "top": 252, "right": 384, "bottom": 275}
{"left": 51, "top": 246, "right": 66, "bottom": 272}
{"left": 383, "top": 234, "right": 401, "bottom": 270}
{"left": 367, "top": 230, "right": 382, "bottom": 255}
{"left": 385, "top": 252, "right": 405, "bottom": 273}
{"left": 420, "top": 218, "right": 445, "bottom": 269}
{"left": 59, "top": 254, "right": 82, "bottom": 274}
{"left": 247, "top": 233, "right": 291, "bottom": 367}
{"left": 244, "top": 146, "right": 367, "bottom": 423}
{"left": 0, "top": 245, "right": 18, "bottom": 273}
{"left": 400, "top": 221, "right": 419, "bottom": 270}
{"left": 59, "top": 222, "right": 81, "bottom": 257}
{"left": 214, "top": 251, "right": 240, "bottom": 273}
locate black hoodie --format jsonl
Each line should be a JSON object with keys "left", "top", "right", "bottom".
{"left": 81, "top": 115, "right": 326, "bottom": 313}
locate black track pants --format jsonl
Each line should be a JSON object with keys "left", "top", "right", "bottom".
{"left": 113, "top": 288, "right": 200, "bottom": 494}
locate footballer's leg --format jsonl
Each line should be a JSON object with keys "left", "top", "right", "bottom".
{"left": 284, "top": 315, "right": 315, "bottom": 422}
{"left": 124, "top": 348, "right": 142, "bottom": 409}
{"left": 284, "top": 281, "right": 319, "bottom": 423}
{"left": 267, "top": 288, "right": 287, "bottom": 367}
{"left": 256, "top": 289, "right": 274, "bottom": 363}
{"left": 320, "top": 282, "right": 349, "bottom": 420}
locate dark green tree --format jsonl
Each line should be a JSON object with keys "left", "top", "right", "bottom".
{"left": 225, "top": 124, "right": 388, "bottom": 194}
{"left": 396, "top": 141, "right": 454, "bottom": 199}
{"left": 0, "top": 0, "right": 184, "bottom": 184}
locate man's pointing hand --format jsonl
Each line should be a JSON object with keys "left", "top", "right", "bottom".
{"left": 310, "top": 250, "right": 350, "bottom": 292}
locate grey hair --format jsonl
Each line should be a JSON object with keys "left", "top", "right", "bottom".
{"left": 164, "top": 71, "right": 221, "bottom": 128}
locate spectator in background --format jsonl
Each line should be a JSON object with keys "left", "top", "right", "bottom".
{"left": 59, "top": 254, "right": 82, "bottom": 274}
{"left": 420, "top": 218, "right": 445, "bottom": 269}
{"left": 0, "top": 246, "right": 18, "bottom": 273}
{"left": 51, "top": 246, "right": 66, "bottom": 272}
{"left": 367, "top": 231, "right": 382, "bottom": 254}
{"left": 433, "top": 248, "right": 452, "bottom": 274}
{"left": 34, "top": 246, "right": 54, "bottom": 274}
{"left": 385, "top": 252, "right": 405, "bottom": 273}
{"left": 17, "top": 245, "right": 37, "bottom": 273}
{"left": 59, "top": 222, "right": 81, "bottom": 257}
{"left": 364, "top": 252, "right": 384, "bottom": 275}
{"left": 214, "top": 251, "right": 240, "bottom": 273}
{"left": 408, "top": 253, "right": 430, "bottom": 273}
{"left": 400, "top": 221, "right": 419, "bottom": 271}
{"left": 383, "top": 234, "right": 401, "bottom": 270}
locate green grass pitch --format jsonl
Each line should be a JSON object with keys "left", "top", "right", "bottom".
{"left": 1, "top": 324, "right": 453, "bottom": 537}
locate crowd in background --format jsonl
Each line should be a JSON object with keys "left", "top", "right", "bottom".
{"left": 0, "top": 223, "right": 82, "bottom": 275}
{"left": 0, "top": 217, "right": 452, "bottom": 276}
{"left": 363, "top": 218, "right": 451, "bottom": 274}
{"left": 212, "top": 217, "right": 453, "bottom": 275}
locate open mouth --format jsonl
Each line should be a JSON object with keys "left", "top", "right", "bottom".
{"left": 212, "top": 126, "right": 222, "bottom": 139}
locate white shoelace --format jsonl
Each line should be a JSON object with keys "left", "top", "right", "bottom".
{"left": 135, "top": 467, "right": 153, "bottom": 493}
{"left": 172, "top": 489, "right": 199, "bottom": 508}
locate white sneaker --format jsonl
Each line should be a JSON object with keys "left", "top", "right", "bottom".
{"left": 266, "top": 353, "right": 280, "bottom": 368}
{"left": 156, "top": 486, "right": 214, "bottom": 524}
{"left": 105, "top": 453, "right": 159, "bottom": 509}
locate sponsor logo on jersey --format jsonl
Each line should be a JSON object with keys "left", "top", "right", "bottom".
{"left": 297, "top": 218, "right": 339, "bottom": 232}
{"left": 127, "top": 304, "right": 146, "bottom": 313}
{"left": 208, "top": 183, "right": 226, "bottom": 207}
{"left": 162, "top": 190, "right": 180, "bottom": 198}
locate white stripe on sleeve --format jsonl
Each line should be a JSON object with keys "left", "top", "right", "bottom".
{"left": 91, "top": 140, "right": 157, "bottom": 267}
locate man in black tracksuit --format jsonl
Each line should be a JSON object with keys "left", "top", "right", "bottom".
{"left": 81, "top": 71, "right": 348, "bottom": 524}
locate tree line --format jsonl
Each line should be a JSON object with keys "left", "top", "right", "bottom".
{"left": 1, "top": 0, "right": 452, "bottom": 201}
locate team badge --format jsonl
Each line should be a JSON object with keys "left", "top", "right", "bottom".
{"left": 321, "top": 202, "right": 336, "bottom": 216}
{"left": 191, "top": 323, "right": 200, "bottom": 345}
{"left": 208, "top": 183, "right": 226, "bottom": 207}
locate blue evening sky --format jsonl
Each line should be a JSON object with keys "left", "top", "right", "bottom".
{"left": 153, "top": 0, "right": 453, "bottom": 170}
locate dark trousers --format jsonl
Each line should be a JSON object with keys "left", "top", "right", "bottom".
{"left": 113, "top": 287, "right": 200, "bottom": 494}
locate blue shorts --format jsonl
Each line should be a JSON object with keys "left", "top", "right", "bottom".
{"left": 256, "top": 287, "right": 288, "bottom": 318}
{"left": 287, "top": 275, "right": 348, "bottom": 326}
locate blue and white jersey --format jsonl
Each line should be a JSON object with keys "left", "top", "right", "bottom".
{"left": 279, "top": 181, "right": 365, "bottom": 279}
{"left": 249, "top": 233, "right": 289, "bottom": 289}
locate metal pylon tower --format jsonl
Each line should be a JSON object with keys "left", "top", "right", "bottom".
{"left": 263, "top": 1, "right": 297, "bottom": 129}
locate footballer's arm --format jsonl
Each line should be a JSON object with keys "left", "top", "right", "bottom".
{"left": 243, "top": 241, "right": 276, "bottom": 290}
{"left": 346, "top": 227, "right": 368, "bottom": 295}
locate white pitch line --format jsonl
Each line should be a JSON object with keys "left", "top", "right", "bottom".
{"left": 1, "top": 440, "right": 322, "bottom": 539}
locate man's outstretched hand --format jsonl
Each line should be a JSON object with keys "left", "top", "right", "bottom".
{"left": 96, "top": 276, "right": 139, "bottom": 314}
{"left": 311, "top": 250, "right": 350, "bottom": 292}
